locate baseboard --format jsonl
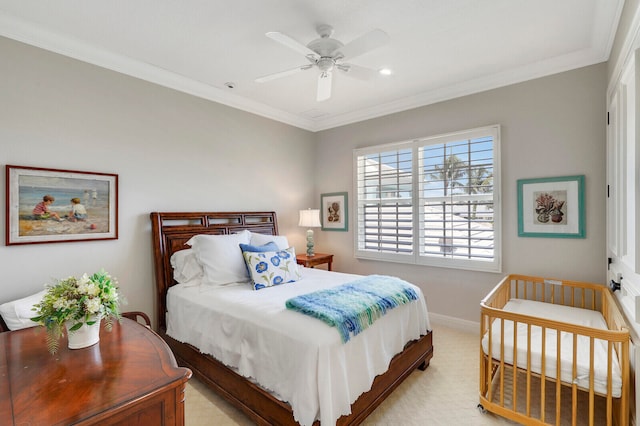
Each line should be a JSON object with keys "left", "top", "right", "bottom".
{"left": 429, "top": 312, "right": 479, "bottom": 335}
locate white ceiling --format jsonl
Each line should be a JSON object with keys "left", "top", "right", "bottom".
{"left": 0, "top": 0, "right": 624, "bottom": 132}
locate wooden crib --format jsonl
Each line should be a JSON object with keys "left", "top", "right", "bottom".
{"left": 479, "top": 274, "right": 630, "bottom": 426}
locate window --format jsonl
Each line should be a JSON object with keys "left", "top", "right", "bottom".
{"left": 354, "top": 125, "right": 501, "bottom": 272}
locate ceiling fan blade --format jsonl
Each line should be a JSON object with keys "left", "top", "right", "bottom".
{"left": 266, "top": 31, "right": 319, "bottom": 59}
{"left": 255, "top": 65, "right": 311, "bottom": 83}
{"left": 317, "top": 71, "right": 332, "bottom": 102}
{"left": 338, "top": 63, "right": 378, "bottom": 81}
{"left": 335, "top": 29, "right": 390, "bottom": 61}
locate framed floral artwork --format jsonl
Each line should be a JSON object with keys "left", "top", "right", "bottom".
{"left": 517, "top": 175, "right": 585, "bottom": 238}
{"left": 6, "top": 165, "right": 118, "bottom": 245}
{"left": 321, "top": 192, "right": 348, "bottom": 231}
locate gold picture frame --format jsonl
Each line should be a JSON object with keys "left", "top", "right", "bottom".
{"left": 6, "top": 165, "right": 118, "bottom": 245}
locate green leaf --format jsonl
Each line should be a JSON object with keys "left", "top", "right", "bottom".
{"left": 68, "top": 322, "right": 82, "bottom": 332}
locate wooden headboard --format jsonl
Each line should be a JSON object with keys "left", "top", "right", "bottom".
{"left": 149, "top": 211, "right": 279, "bottom": 330}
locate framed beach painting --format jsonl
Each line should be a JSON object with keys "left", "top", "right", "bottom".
{"left": 321, "top": 192, "right": 348, "bottom": 231}
{"left": 517, "top": 175, "right": 585, "bottom": 238}
{"left": 6, "top": 165, "right": 118, "bottom": 245}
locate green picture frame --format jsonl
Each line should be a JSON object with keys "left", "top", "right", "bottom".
{"left": 320, "top": 192, "right": 348, "bottom": 231}
{"left": 517, "top": 175, "right": 585, "bottom": 238}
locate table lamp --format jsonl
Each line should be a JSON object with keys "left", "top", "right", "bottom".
{"left": 299, "top": 209, "right": 321, "bottom": 256}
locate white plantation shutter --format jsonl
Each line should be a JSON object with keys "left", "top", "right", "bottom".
{"left": 355, "top": 145, "right": 414, "bottom": 260}
{"left": 354, "top": 126, "right": 501, "bottom": 272}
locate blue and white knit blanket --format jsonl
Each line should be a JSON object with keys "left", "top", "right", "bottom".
{"left": 285, "top": 275, "right": 419, "bottom": 343}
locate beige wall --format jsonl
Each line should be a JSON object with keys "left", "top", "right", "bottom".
{"left": 0, "top": 34, "right": 608, "bottom": 327}
{"left": 0, "top": 37, "right": 316, "bottom": 324}
{"left": 315, "top": 64, "right": 607, "bottom": 323}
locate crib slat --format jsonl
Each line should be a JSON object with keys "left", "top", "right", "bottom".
{"left": 479, "top": 316, "right": 487, "bottom": 397}
{"left": 621, "top": 336, "right": 629, "bottom": 426}
{"left": 571, "top": 333, "right": 577, "bottom": 426}
{"left": 570, "top": 286, "right": 575, "bottom": 307}
{"left": 589, "top": 336, "right": 595, "bottom": 426}
{"left": 526, "top": 323, "right": 532, "bottom": 417}
{"left": 533, "top": 281, "right": 537, "bottom": 302}
{"left": 512, "top": 320, "right": 518, "bottom": 412}
{"left": 487, "top": 314, "right": 494, "bottom": 403}
{"left": 500, "top": 318, "right": 505, "bottom": 407}
{"left": 555, "top": 330, "right": 561, "bottom": 426}
{"left": 606, "top": 340, "right": 613, "bottom": 426}
{"left": 540, "top": 326, "right": 546, "bottom": 423}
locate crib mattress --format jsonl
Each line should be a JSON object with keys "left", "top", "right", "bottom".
{"left": 481, "top": 298, "right": 622, "bottom": 397}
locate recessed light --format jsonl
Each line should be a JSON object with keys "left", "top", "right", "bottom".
{"left": 379, "top": 68, "right": 393, "bottom": 76}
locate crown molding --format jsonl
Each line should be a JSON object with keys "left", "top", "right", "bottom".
{"left": 0, "top": 5, "right": 623, "bottom": 133}
{"left": 312, "top": 47, "right": 610, "bottom": 131}
{"left": 0, "top": 12, "right": 316, "bottom": 131}
{"left": 607, "top": 0, "right": 640, "bottom": 100}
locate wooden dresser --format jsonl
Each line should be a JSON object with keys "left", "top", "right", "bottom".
{"left": 0, "top": 317, "right": 191, "bottom": 425}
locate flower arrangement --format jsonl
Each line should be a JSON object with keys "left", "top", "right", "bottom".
{"left": 31, "top": 269, "right": 121, "bottom": 354}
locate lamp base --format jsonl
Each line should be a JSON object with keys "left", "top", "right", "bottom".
{"left": 306, "top": 229, "right": 315, "bottom": 257}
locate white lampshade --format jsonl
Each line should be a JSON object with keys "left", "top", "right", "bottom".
{"left": 298, "top": 209, "right": 321, "bottom": 228}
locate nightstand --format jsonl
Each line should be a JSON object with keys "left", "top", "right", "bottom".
{"left": 296, "top": 252, "right": 333, "bottom": 271}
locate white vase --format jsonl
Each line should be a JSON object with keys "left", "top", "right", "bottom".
{"left": 65, "top": 316, "right": 101, "bottom": 349}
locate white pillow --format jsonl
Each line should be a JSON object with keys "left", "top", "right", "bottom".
{"left": 170, "top": 248, "right": 204, "bottom": 283}
{"left": 0, "top": 290, "right": 46, "bottom": 331}
{"left": 188, "top": 230, "right": 251, "bottom": 285}
{"left": 250, "top": 232, "right": 290, "bottom": 250}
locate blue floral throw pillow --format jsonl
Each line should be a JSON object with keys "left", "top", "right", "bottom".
{"left": 243, "top": 247, "right": 302, "bottom": 290}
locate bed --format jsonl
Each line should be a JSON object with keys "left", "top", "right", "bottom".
{"left": 479, "top": 274, "right": 630, "bottom": 426}
{"left": 150, "top": 211, "right": 434, "bottom": 426}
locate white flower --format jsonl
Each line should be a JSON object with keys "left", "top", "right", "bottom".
{"left": 88, "top": 283, "right": 100, "bottom": 296}
{"left": 53, "top": 299, "right": 68, "bottom": 310}
{"left": 84, "top": 297, "right": 101, "bottom": 314}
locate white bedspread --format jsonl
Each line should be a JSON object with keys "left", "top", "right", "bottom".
{"left": 166, "top": 267, "right": 430, "bottom": 426}
{"left": 481, "top": 299, "right": 622, "bottom": 397}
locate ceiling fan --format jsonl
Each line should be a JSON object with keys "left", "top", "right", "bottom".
{"left": 255, "top": 24, "right": 390, "bottom": 102}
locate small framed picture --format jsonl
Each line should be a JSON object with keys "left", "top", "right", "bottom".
{"left": 517, "top": 175, "right": 585, "bottom": 238}
{"left": 321, "top": 192, "right": 348, "bottom": 231}
{"left": 6, "top": 165, "right": 118, "bottom": 245}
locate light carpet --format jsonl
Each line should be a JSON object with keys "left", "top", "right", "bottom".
{"left": 184, "top": 324, "right": 516, "bottom": 425}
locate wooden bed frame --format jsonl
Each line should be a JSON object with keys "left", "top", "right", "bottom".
{"left": 479, "top": 274, "right": 630, "bottom": 426}
{"left": 150, "top": 211, "right": 434, "bottom": 426}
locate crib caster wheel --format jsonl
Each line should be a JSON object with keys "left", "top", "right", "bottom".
{"left": 477, "top": 403, "right": 487, "bottom": 414}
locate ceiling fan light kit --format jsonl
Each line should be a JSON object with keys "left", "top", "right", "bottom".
{"left": 256, "top": 25, "right": 390, "bottom": 102}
